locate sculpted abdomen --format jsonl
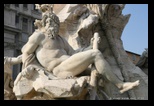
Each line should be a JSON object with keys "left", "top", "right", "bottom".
{"left": 36, "top": 46, "right": 67, "bottom": 67}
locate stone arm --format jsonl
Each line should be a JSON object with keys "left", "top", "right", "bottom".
{"left": 4, "top": 55, "right": 22, "bottom": 65}
{"left": 22, "top": 31, "right": 44, "bottom": 63}
{"left": 10, "top": 55, "right": 22, "bottom": 65}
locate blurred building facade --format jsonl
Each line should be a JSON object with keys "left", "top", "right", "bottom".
{"left": 125, "top": 50, "right": 141, "bottom": 64}
{"left": 4, "top": 4, "right": 42, "bottom": 79}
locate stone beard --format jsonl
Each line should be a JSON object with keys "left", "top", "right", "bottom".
{"left": 42, "top": 13, "right": 60, "bottom": 39}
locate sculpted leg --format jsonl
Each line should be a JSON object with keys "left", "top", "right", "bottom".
{"left": 51, "top": 49, "right": 139, "bottom": 93}
{"left": 52, "top": 49, "right": 121, "bottom": 79}
{"left": 52, "top": 49, "right": 121, "bottom": 85}
{"left": 92, "top": 32, "right": 139, "bottom": 93}
{"left": 52, "top": 50, "right": 97, "bottom": 78}
{"left": 93, "top": 51, "right": 140, "bottom": 93}
{"left": 119, "top": 80, "right": 140, "bottom": 93}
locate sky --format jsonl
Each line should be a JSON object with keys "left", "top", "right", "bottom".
{"left": 121, "top": 4, "right": 148, "bottom": 55}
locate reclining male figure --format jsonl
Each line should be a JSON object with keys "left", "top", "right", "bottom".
{"left": 22, "top": 13, "right": 139, "bottom": 94}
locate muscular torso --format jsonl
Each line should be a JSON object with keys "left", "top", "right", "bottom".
{"left": 35, "top": 33, "right": 70, "bottom": 69}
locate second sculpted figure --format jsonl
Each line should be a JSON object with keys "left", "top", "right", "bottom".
{"left": 21, "top": 4, "right": 139, "bottom": 94}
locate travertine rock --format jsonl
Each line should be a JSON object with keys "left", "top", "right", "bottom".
{"left": 13, "top": 68, "right": 89, "bottom": 100}
{"left": 4, "top": 55, "right": 22, "bottom": 100}
{"left": 4, "top": 4, "right": 148, "bottom": 100}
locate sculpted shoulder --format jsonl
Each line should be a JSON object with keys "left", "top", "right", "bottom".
{"left": 33, "top": 30, "right": 45, "bottom": 38}
{"left": 29, "top": 30, "right": 45, "bottom": 44}
{"left": 21, "top": 30, "right": 45, "bottom": 54}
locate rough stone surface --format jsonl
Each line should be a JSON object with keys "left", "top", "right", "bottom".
{"left": 4, "top": 4, "right": 148, "bottom": 100}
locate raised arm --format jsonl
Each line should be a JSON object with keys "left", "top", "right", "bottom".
{"left": 22, "top": 31, "right": 44, "bottom": 63}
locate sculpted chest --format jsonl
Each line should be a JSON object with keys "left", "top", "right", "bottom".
{"left": 42, "top": 35, "right": 63, "bottom": 49}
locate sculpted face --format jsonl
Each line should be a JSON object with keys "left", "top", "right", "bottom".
{"left": 44, "top": 14, "right": 60, "bottom": 38}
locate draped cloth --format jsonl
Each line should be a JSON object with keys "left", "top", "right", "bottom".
{"left": 22, "top": 53, "right": 41, "bottom": 70}
{"left": 13, "top": 53, "right": 45, "bottom": 97}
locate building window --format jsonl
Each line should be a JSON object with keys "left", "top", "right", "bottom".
{"left": 23, "top": 18, "right": 28, "bottom": 23}
{"left": 32, "top": 20, "right": 35, "bottom": 32}
{"left": 23, "top": 4, "right": 28, "bottom": 8}
{"left": 15, "top": 4, "right": 19, "bottom": 7}
{"left": 132, "top": 55, "right": 136, "bottom": 61}
{"left": 15, "top": 15, "right": 19, "bottom": 24}
{"left": 22, "top": 18, "right": 28, "bottom": 32}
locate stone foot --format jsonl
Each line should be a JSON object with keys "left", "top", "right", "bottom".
{"left": 120, "top": 80, "right": 140, "bottom": 94}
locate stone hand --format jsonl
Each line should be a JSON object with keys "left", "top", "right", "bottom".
{"left": 21, "top": 65, "right": 35, "bottom": 79}
{"left": 93, "top": 32, "right": 101, "bottom": 49}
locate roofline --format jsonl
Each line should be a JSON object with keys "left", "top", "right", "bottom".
{"left": 125, "top": 50, "right": 141, "bottom": 56}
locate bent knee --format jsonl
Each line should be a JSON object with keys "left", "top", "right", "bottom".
{"left": 52, "top": 67, "right": 61, "bottom": 76}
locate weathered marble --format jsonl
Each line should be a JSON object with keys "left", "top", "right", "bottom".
{"left": 4, "top": 4, "right": 148, "bottom": 100}
{"left": 4, "top": 55, "right": 22, "bottom": 100}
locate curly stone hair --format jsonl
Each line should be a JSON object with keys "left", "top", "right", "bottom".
{"left": 42, "top": 13, "right": 60, "bottom": 28}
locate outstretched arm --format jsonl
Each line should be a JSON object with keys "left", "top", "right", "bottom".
{"left": 4, "top": 55, "right": 22, "bottom": 65}
{"left": 10, "top": 55, "right": 22, "bottom": 65}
